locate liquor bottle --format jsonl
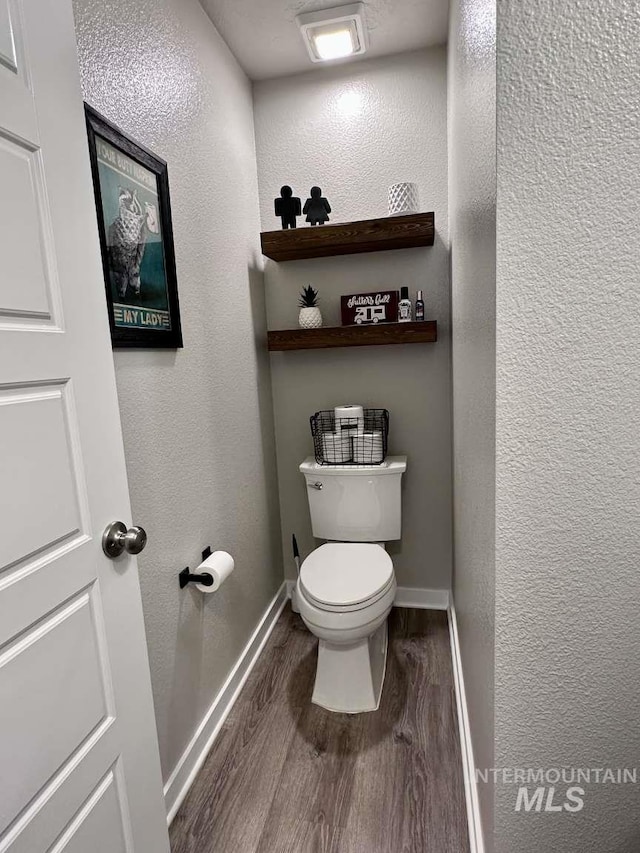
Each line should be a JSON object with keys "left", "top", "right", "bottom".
{"left": 398, "top": 287, "right": 412, "bottom": 322}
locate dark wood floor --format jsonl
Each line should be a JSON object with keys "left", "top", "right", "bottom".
{"left": 170, "top": 606, "right": 469, "bottom": 853}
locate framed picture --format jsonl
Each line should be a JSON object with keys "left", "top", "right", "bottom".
{"left": 84, "top": 105, "right": 183, "bottom": 348}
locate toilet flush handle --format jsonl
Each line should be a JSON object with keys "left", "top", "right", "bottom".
{"left": 309, "top": 481, "right": 323, "bottom": 490}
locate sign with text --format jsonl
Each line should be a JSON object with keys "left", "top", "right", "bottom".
{"left": 341, "top": 291, "right": 399, "bottom": 326}
{"left": 85, "top": 105, "right": 182, "bottom": 348}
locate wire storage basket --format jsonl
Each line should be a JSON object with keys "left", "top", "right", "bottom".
{"left": 310, "top": 408, "right": 389, "bottom": 465}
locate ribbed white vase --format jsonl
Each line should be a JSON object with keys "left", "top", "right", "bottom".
{"left": 298, "top": 307, "right": 323, "bottom": 329}
{"left": 388, "top": 182, "right": 419, "bottom": 216}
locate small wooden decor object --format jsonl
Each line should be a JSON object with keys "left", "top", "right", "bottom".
{"left": 341, "top": 291, "right": 399, "bottom": 326}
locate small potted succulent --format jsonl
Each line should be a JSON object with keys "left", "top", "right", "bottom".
{"left": 298, "top": 285, "right": 322, "bottom": 329}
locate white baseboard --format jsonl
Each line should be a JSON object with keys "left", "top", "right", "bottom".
{"left": 286, "top": 579, "right": 449, "bottom": 611}
{"left": 394, "top": 585, "right": 450, "bottom": 609}
{"left": 163, "top": 582, "right": 289, "bottom": 825}
{"left": 448, "top": 601, "right": 485, "bottom": 853}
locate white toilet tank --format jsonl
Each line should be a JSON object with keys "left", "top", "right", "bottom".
{"left": 300, "top": 456, "right": 407, "bottom": 542}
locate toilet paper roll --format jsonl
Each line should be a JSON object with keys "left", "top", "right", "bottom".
{"left": 322, "top": 432, "right": 352, "bottom": 463}
{"left": 334, "top": 404, "right": 364, "bottom": 437}
{"left": 352, "top": 431, "right": 384, "bottom": 464}
{"left": 195, "top": 550, "right": 235, "bottom": 593}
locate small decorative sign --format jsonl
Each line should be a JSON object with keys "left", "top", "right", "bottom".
{"left": 341, "top": 291, "right": 399, "bottom": 326}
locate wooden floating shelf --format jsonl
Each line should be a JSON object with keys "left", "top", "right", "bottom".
{"left": 267, "top": 321, "right": 437, "bottom": 352}
{"left": 261, "top": 212, "right": 435, "bottom": 262}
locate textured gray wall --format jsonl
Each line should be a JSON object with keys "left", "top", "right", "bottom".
{"left": 496, "top": 0, "right": 640, "bottom": 849}
{"left": 73, "top": 0, "right": 283, "bottom": 782}
{"left": 448, "top": 0, "right": 496, "bottom": 844}
{"left": 254, "top": 50, "right": 452, "bottom": 590}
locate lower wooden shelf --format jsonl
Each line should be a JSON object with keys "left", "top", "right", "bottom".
{"left": 267, "top": 321, "right": 437, "bottom": 351}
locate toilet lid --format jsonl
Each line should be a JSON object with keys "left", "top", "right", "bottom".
{"left": 300, "top": 543, "right": 394, "bottom": 609}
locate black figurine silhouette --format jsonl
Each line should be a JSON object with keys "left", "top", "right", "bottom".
{"left": 303, "top": 187, "right": 331, "bottom": 226}
{"left": 274, "top": 185, "right": 301, "bottom": 229}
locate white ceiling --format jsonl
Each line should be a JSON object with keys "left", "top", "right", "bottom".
{"left": 199, "top": 0, "right": 449, "bottom": 81}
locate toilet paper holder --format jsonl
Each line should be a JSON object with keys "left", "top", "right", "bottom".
{"left": 179, "top": 546, "right": 214, "bottom": 589}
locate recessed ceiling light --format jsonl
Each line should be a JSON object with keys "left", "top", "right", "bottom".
{"left": 297, "top": 3, "right": 368, "bottom": 64}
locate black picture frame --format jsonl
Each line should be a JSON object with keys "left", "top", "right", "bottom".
{"left": 84, "top": 104, "right": 183, "bottom": 348}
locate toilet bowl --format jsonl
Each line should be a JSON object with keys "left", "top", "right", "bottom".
{"left": 297, "top": 542, "right": 396, "bottom": 713}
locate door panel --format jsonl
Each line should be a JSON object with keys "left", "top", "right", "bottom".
{"left": 50, "top": 770, "right": 129, "bottom": 853}
{"left": 0, "top": 542, "right": 92, "bottom": 650}
{"left": 2, "top": 723, "right": 120, "bottom": 853}
{"left": 0, "top": 139, "right": 51, "bottom": 320}
{"left": 0, "top": 137, "right": 58, "bottom": 324}
{"left": 0, "top": 0, "right": 17, "bottom": 72}
{"left": 0, "top": 383, "right": 84, "bottom": 570}
{"left": 0, "top": 589, "right": 111, "bottom": 834}
{"left": 0, "top": 1, "right": 169, "bottom": 851}
{"left": 0, "top": 0, "right": 36, "bottom": 145}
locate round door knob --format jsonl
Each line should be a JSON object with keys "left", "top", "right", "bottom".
{"left": 102, "top": 521, "right": 148, "bottom": 558}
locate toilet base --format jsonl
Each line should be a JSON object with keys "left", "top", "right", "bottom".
{"left": 312, "top": 620, "right": 388, "bottom": 714}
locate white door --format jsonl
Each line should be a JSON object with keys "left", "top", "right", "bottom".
{"left": 0, "top": 1, "right": 170, "bottom": 851}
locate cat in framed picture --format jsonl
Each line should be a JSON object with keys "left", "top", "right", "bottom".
{"left": 108, "top": 187, "right": 159, "bottom": 299}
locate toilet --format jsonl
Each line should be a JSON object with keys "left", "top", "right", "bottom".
{"left": 297, "top": 455, "right": 407, "bottom": 713}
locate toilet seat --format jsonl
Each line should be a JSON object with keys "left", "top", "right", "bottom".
{"left": 300, "top": 543, "right": 394, "bottom": 613}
